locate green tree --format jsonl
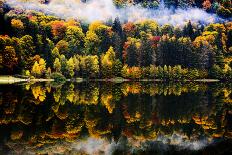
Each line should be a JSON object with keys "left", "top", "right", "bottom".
{"left": 56, "top": 40, "right": 69, "bottom": 57}
{"left": 80, "top": 55, "right": 99, "bottom": 78}
{"left": 84, "top": 31, "right": 100, "bottom": 55}
{"left": 187, "top": 69, "right": 200, "bottom": 80}
{"left": 66, "top": 57, "right": 75, "bottom": 78}
{"left": 113, "top": 59, "right": 123, "bottom": 77}
{"left": 60, "top": 54, "right": 67, "bottom": 76}
{"left": 73, "top": 55, "right": 80, "bottom": 76}
{"left": 0, "top": 46, "right": 18, "bottom": 71}
{"left": 19, "top": 35, "right": 35, "bottom": 70}
{"left": 11, "top": 19, "right": 24, "bottom": 36}
{"left": 138, "top": 32, "right": 155, "bottom": 67}
{"left": 65, "top": 26, "right": 85, "bottom": 53}
{"left": 172, "top": 65, "right": 183, "bottom": 79}
{"left": 112, "top": 17, "right": 124, "bottom": 61}
{"left": 157, "top": 36, "right": 194, "bottom": 67}
{"left": 183, "top": 21, "right": 194, "bottom": 39}
{"left": 51, "top": 47, "right": 60, "bottom": 61}
{"left": 53, "top": 58, "right": 61, "bottom": 72}
{"left": 217, "top": 6, "right": 231, "bottom": 18}
{"left": 123, "top": 37, "right": 140, "bottom": 67}
{"left": 209, "top": 64, "right": 224, "bottom": 79}
{"left": 136, "top": 20, "right": 160, "bottom": 36}
{"left": 161, "top": 24, "right": 174, "bottom": 36}
{"left": 85, "top": 21, "right": 112, "bottom": 55}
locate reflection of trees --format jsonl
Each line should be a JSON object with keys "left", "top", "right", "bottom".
{"left": 156, "top": 92, "right": 207, "bottom": 124}
{"left": 31, "top": 85, "right": 47, "bottom": 102}
{"left": 120, "top": 82, "right": 208, "bottom": 96}
{"left": 85, "top": 106, "right": 113, "bottom": 138}
{"left": 0, "top": 82, "right": 231, "bottom": 154}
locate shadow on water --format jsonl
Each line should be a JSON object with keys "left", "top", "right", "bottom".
{"left": 0, "top": 82, "right": 231, "bottom": 154}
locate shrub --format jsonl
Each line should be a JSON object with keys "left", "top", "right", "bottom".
{"left": 50, "top": 72, "right": 66, "bottom": 82}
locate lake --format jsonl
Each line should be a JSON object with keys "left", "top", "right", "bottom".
{"left": 0, "top": 82, "right": 231, "bottom": 154}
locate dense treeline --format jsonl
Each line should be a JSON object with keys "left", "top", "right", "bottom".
{"left": 0, "top": 2, "right": 231, "bottom": 80}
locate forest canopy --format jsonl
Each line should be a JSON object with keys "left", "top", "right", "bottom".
{"left": 0, "top": 0, "right": 231, "bottom": 80}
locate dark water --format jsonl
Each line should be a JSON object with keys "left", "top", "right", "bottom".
{"left": 0, "top": 82, "right": 231, "bottom": 155}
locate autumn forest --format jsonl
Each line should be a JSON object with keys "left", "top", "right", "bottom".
{"left": 0, "top": 0, "right": 232, "bottom": 155}
{"left": 0, "top": 0, "right": 231, "bottom": 80}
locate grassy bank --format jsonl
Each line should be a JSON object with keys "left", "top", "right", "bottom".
{"left": 0, "top": 76, "right": 54, "bottom": 84}
{"left": 0, "top": 76, "right": 28, "bottom": 84}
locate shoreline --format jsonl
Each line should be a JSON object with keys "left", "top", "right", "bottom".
{"left": 0, "top": 76, "right": 54, "bottom": 84}
{"left": 0, "top": 76, "right": 221, "bottom": 84}
{"left": 89, "top": 79, "right": 220, "bottom": 82}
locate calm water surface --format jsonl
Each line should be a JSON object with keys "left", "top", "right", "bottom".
{"left": 0, "top": 82, "right": 231, "bottom": 155}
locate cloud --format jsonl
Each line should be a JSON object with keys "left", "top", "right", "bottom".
{"left": 5, "top": 0, "right": 225, "bottom": 26}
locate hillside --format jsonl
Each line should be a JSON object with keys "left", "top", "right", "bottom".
{"left": 0, "top": 0, "right": 231, "bottom": 80}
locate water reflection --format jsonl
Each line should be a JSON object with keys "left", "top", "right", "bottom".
{"left": 0, "top": 82, "right": 231, "bottom": 154}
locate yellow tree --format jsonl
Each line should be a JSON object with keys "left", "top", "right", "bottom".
{"left": 101, "top": 46, "right": 116, "bottom": 78}
{"left": 66, "top": 57, "right": 75, "bottom": 78}
{"left": 85, "top": 21, "right": 112, "bottom": 55}
{"left": 84, "top": 31, "right": 100, "bottom": 55}
{"left": 204, "top": 23, "right": 227, "bottom": 53}
{"left": 31, "top": 58, "right": 46, "bottom": 77}
{"left": 135, "top": 20, "right": 159, "bottom": 36}
{"left": 11, "top": 19, "right": 24, "bottom": 36}
{"left": 53, "top": 58, "right": 61, "bottom": 72}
